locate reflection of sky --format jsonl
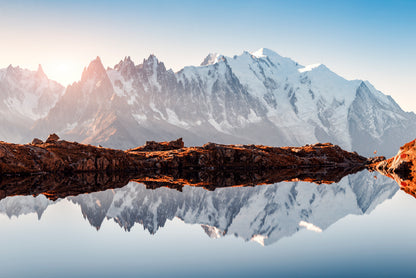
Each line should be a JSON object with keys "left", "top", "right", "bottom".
{"left": 0, "top": 177, "right": 415, "bottom": 277}
{"left": 0, "top": 0, "right": 415, "bottom": 111}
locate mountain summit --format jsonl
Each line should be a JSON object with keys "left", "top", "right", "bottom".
{"left": 81, "top": 56, "right": 107, "bottom": 82}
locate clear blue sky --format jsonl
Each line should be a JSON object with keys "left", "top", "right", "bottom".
{"left": 0, "top": 0, "right": 415, "bottom": 111}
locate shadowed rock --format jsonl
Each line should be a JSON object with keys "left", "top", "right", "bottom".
{"left": 372, "top": 138, "right": 416, "bottom": 198}
{"left": 45, "top": 133, "right": 60, "bottom": 143}
{"left": 31, "top": 138, "right": 43, "bottom": 145}
{"left": 0, "top": 166, "right": 367, "bottom": 201}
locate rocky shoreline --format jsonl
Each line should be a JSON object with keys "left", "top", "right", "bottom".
{"left": 0, "top": 134, "right": 375, "bottom": 175}
{"left": 2, "top": 133, "right": 416, "bottom": 200}
{"left": 372, "top": 139, "right": 416, "bottom": 198}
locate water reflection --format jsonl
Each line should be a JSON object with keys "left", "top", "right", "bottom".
{"left": 0, "top": 171, "right": 397, "bottom": 246}
{"left": 0, "top": 164, "right": 366, "bottom": 201}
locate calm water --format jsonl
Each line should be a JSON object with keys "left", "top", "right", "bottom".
{"left": 0, "top": 170, "right": 414, "bottom": 278}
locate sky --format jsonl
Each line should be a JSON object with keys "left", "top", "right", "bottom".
{"left": 0, "top": 0, "right": 415, "bottom": 111}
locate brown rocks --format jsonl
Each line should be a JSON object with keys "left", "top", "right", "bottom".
{"left": 0, "top": 136, "right": 382, "bottom": 200}
{"left": 31, "top": 138, "right": 43, "bottom": 145}
{"left": 371, "top": 138, "right": 416, "bottom": 197}
{"left": 45, "top": 133, "right": 60, "bottom": 143}
{"left": 129, "top": 138, "right": 184, "bottom": 152}
{"left": 0, "top": 136, "right": 371, "bottom": 176}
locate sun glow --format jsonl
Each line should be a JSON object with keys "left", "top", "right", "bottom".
{"left": 42, "top": 61, "right": 83, "bottom": 86}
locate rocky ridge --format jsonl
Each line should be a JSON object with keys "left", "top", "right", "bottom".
{"left": 0, "top": 134, "right": 376, "bottom": 199}
{"left": 0, "top": 134, "right": 371, "bottom": 176}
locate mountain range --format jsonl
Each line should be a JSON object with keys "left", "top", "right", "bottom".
{"left": 1, "top": 48, "right": 415, "bottom": 156}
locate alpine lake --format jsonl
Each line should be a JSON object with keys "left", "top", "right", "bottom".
{"left": 0, "top": 168, "right": 414, "bottom": 278}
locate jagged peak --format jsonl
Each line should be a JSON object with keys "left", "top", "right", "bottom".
{"left": 358, "top": 80, "right": 368, "bottom": 89}
{"left": 200, "top": 53, "right": 223, "bottom": 66}
{"left": 6, "top": 64, "right": 20, "bottom": 74}
{"left": 81, "top": 56, "right": 107, "bottom": 82}
{"left": 201, "top": 224, "right": 223, "bottom": 239}
{"left": 36, "top": 64, "right": 47, "bottom": 79}
{"left": 114, "top": 56, "right": 136, "bottom": 71}
{"left": 141, "top": 54, "right": 167, "bottom": 73}
{"left": 144, "top": 54, "right": 159, "bottom": 64}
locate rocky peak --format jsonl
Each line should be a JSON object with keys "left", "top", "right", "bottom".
{"left": 114, "top": 56, "right": 137, "bottom": 79}
{"left": 201, "top": 53, "right": 221, "bottom": 66}
{"left": 143, "top": 54, "right": 158, "bottom": 64}
{"left": 137, "top": 54, "right": 168, "bottom": 82}
{"left": 6, "top": 64, "right": 16, "bottom": 73}
{"left": 5, "top": 64, "right": 21, "bottom": 80}
{"left": 142, "top": 54, "right": 167, "bottom": 71}
{"left": 45, "top": 133, "right": 60, "bottom": 143}
{"left": 81, "top": 56, "right": 107, "bottom": 82}
{"left": 36, "top": 64, "right": 47, "bottom": 80}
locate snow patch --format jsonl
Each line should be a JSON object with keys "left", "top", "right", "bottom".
{"left": 299, "top": 220, "right": 323, "bottom": 233}
{"left": 166, "top": 108, "right": 189, "bottom": 128}
{"left": 299, "top": 63, "right": 323, "bottom": 73}
{"left": 133, "top": 113, "right": 147, "bottom": 124}
{"left": 251, "top": 234, "right": 268, "bottom": 246}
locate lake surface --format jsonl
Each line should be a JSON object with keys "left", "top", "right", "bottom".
{"left": 0, "top": 170, "right": 414, "bottom": 277}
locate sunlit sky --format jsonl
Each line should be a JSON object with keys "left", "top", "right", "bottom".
{"left": 0, "top": 0, "right": 415, "bottom": 111}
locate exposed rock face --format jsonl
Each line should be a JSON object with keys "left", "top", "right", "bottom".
{"left": 0, "top": 138, "right": 137, "bottom": 174}
{"left": 373, "top": 138, "right": 416, "bottom": 197}
{"left": 128, "top": 138, "right": 184, "bottom": 152}
{"left": 31, "top": 138, "right": 43, "bottom": 145}
{"left": 0, "top": 135, "right": 370, "bottom": 177}
{"left": 45, "top": 133, "right": 59, "bottom": 143}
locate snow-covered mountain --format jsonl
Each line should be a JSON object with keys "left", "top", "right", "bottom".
{"left": 0, "top": 171, "right": 396, "bottom": 246}
{"left": 1, "top": 48, "right": 414, "bottom": 156}
{"left": 0, "top": 65, "right": 64, "bottom": 143}
{"left": 28, "top": 48, "right": 415, "bottom": 156}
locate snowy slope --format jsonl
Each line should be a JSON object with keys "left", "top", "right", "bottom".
{"left": 0, "top": 65, "right": 64, "bottom": 142}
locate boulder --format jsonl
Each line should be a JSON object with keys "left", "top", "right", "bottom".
{"left": 45, "top": 133, "right": 60, "bottom": 143}
{"left": 129, "top": 138, "right": 184, "bottom": 152}
{"left": 31, "top": 138, "right": 43, "bottom": 145}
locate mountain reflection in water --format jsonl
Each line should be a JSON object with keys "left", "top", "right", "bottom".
{"left": 0, "top": 170, "right": 397, "bottom": 246}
